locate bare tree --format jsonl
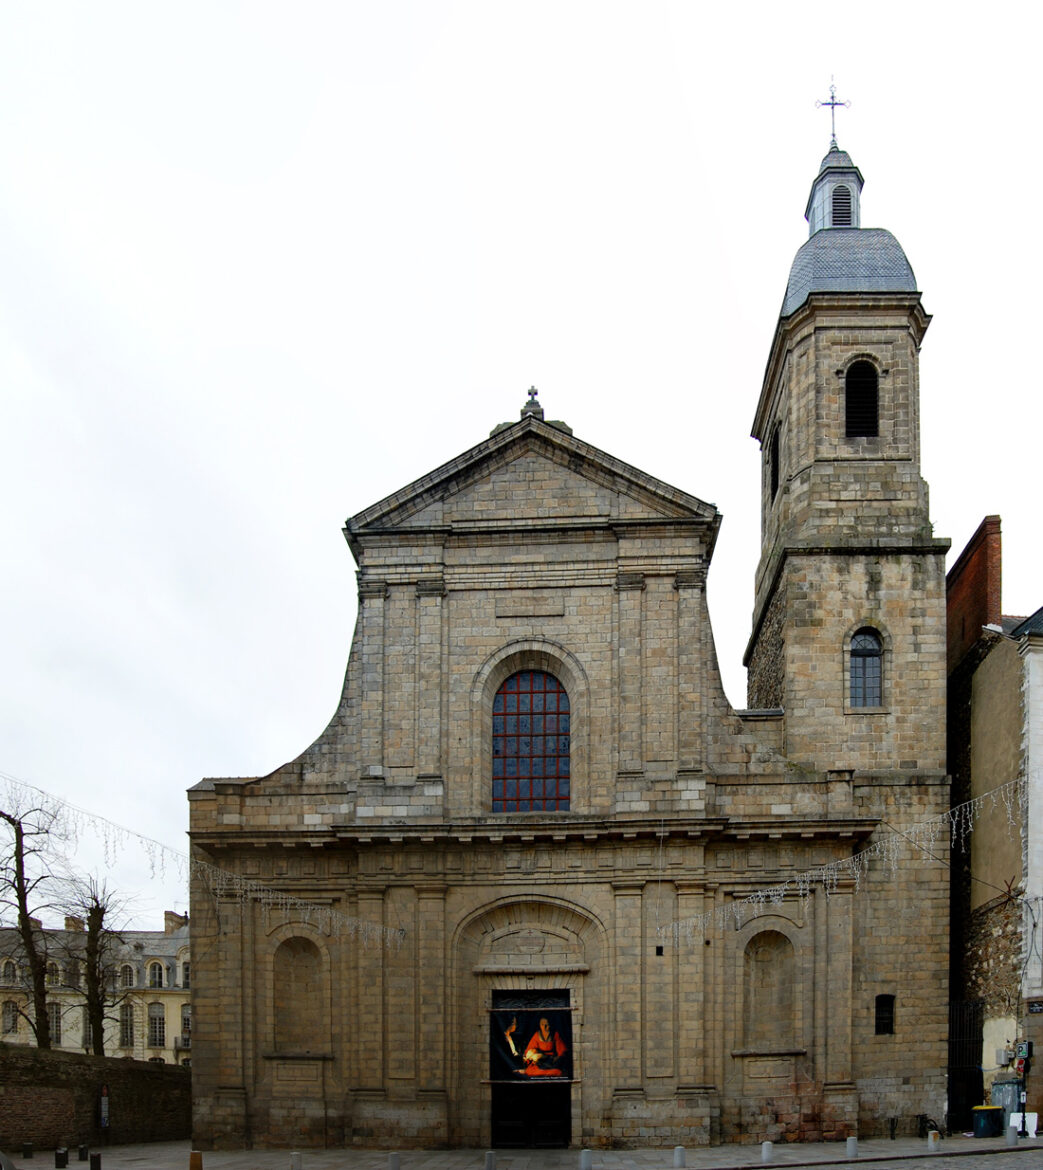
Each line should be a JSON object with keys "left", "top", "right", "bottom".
{"left": 0, "top": 802, "right": 67, "bottom": 1048}
{"left": 55, "top": 876, "right": 133, "bottom": 1055}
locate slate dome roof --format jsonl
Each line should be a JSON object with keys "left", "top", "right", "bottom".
{"left": 781, "top": 228, "right": 917, "bottom": 317}
{"left": 818, "top": 147, "right": 856, "bottom": 172}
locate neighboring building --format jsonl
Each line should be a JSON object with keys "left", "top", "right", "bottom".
{"left": 189, "top": 139, "right": 950, "bottom": 1150}
{"left": 0, "top": 910, "right": 191, "bottom": 1066}
{"left": 947, "top": 516, "right": 1043, "bottom": 1123}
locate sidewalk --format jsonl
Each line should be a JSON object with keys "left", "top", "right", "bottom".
{"left": 4, "top": 1134, "right": 1040, "bottom": 1170}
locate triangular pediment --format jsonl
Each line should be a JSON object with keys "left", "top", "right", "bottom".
{"left": 345, "top": 416, "right": 718, "bottom": 547}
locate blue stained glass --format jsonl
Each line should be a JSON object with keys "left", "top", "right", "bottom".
{"left": 491, "top": 669, "right": 570, "bottom": 814}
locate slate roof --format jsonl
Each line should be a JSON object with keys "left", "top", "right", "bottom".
{"left": 818, "top": 147, "right": 857, "bottom": 173}
{"left": 1010, "top": 606, "right": 1043, "bottom": 638}
{"left": 781, "top": 227, "right": 917, "bottom": 317}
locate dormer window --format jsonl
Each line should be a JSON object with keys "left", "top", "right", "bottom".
{"left": 832, "top": 184, "right": 852, "bottom": 226}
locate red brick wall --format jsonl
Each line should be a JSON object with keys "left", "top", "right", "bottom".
{"left": 947, "top": 515, "right": 1002, "bottom": 671}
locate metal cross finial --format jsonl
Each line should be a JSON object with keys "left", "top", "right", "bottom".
{"left": 815, "top": 79, "right": 850, "bottom": 149}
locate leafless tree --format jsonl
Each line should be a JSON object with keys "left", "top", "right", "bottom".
{"left": 55, "top": 876, "right": 134, "bottom": 1055}
{"left": 0, "top": 801, "right": 68, "bottom": 1048}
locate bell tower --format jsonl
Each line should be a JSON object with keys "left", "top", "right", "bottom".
{"left": 744, "top": 137, "right": 950, "bottom": 774}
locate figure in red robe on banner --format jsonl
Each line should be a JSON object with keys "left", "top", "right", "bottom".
{"left": 505, "top": 1016, "right": 567, "bottom": 1077}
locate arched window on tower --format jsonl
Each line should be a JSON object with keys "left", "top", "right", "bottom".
{"left": 845, "top": 360, "right": 878, "bottom": 438}
{"left": 492, "top": 670, "right": 570, "bottom": 812}
{"left": 769, "top": 424, "right": 781, "bottom": 500}
{"left": 832, "top": 184, "right": 853, "bottom": 226}
{"left": 850, "top": 628, "right": 883, "bottom": 707}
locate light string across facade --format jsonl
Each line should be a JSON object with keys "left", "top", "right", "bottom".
{"left": 0, "top": 771, "right": 403, "bottom": 946}
{"left": 663, "top": 775, "right": 1029, "bottom": 944}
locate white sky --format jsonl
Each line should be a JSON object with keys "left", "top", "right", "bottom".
{"left": 1, "top": 2, "right": 1039, "bottom": 927}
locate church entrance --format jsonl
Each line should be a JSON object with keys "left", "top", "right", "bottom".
{"left": 489, "top": 991, "right": 572, "bottom": 1147}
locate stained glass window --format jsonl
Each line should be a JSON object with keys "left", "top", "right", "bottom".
{"left": 492, "top": 671, "right": 570, "bottom": 812}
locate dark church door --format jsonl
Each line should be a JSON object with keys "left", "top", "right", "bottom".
{"left": 490, "top": 991, "right": 572, "bottom": 1147}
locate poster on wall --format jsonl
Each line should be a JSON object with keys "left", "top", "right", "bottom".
{"left": 490, "top": 1010, "right": 573, "bottom": 1080}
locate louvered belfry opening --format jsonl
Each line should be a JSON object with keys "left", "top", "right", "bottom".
{"left": 832, "top": 183, "right": 852, "bottom": 226}
{"left": 845, "top": 360, "right": 879, "bottom": 437}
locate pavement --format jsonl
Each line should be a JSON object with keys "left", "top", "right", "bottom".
{"left": 3, "top": 1134, "right": 1042, "bottom": 1170}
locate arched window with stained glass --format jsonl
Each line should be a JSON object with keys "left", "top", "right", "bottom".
{"left": 492, "top": 670, "right": 570, "bottom": 812}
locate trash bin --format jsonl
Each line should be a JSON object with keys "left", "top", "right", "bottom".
{"left": 972, "top": 1106, "right": 1004, "bottom": 1137}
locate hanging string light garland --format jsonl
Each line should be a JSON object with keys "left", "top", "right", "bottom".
{"left": 0, "top": 771, "right": 404, "bottom": 947}
{"left": 663, "top": 775, "right": 1029, "bottom": 945}
{"left": 3, "top": 769, "right": 1032, "bottom": 950}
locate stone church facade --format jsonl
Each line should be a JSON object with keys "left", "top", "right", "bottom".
{"left": 189, "top": 141, "right": 950, "bottom": 1149}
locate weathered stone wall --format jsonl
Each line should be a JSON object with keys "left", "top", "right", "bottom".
{"left": 190, "top": 400, "right": 949, "bottom": 1149}
{"left": 0, "top": 1044, "right": 190, "bottom": 1150}
{"left": 746, "top": 586, "right": 784, "bottom": 709}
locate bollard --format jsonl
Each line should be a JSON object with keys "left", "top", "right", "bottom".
{"left": 761, "top": 1140, "right": 773, "bottom": 1164}
{"left": 389, "top": 1154, "right": 401, "bottom": 1170}
{"left": 846, "top": 1136, "right": 858, "bottom": 1158}
{"left": 673, "top": 1147, "right": 685, "bottom": 1168}
{"left": 55, "top": 1151, "right": 68, "bottom": 1169}
{"left": 89, "top": 1156, "right": 101, "bottom": 1170}
{"left": 290, "top": 1154, "right": 302, "bottom": 1170}
{"left": 927, "top": 1130, "right": 940, "bottom": 1153}
{"left": 189, "top": 1153, "right": 203, "bottom": 1170}
{"left": 79, "top": 1146, "right": 89, "bottom": 1162}
{"left": 485, "top": 1152, "right": 496, "bottom": 1170}
{"left": 23, "top": 1144, "right": 33, "bottom": 1159}
{"left": 1007, "top": 1124, "right": 1019, "bottom": 1147}
{"left": 579, "top": 1151, "right": 593, "bottom": 1170}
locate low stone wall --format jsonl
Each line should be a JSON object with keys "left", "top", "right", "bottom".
{"left": 0, "top": 1045, "right": 190, "bottom": 1151}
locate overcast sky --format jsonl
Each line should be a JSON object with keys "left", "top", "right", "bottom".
{"left": 1, "top": 3, "right": 1038, "bottom": 927}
